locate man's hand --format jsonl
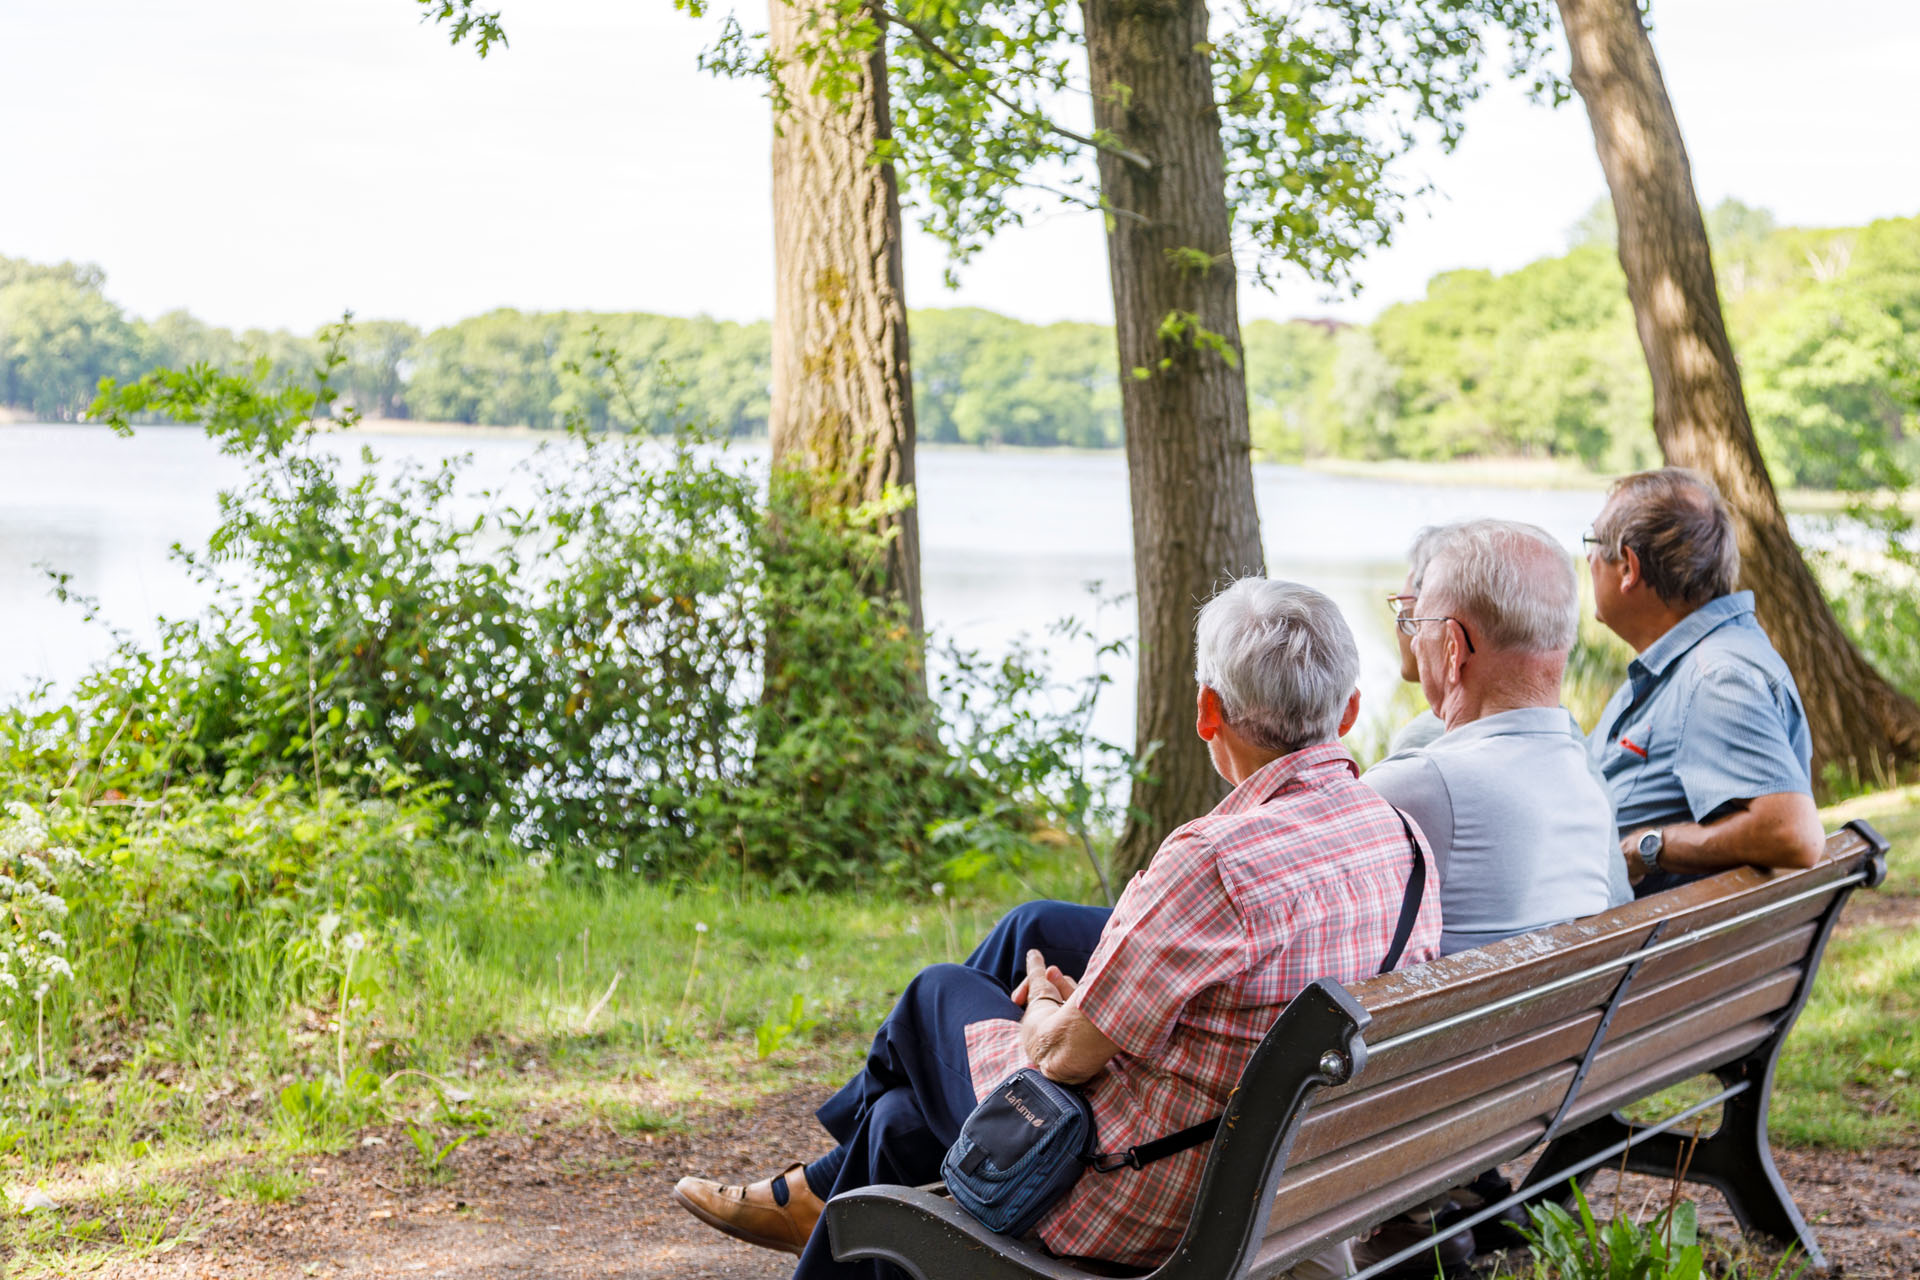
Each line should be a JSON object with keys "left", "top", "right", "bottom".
{"left": 1621, "top": 830, "right": 1651, "bottom": 885}
{"left": 1011, "top": 953, "right": 1078, "bottom": 1007}
{"left": 1015, "top": 949, "right": 1118, "bottom": 1086}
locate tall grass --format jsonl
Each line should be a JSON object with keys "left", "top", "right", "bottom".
{"left": 0, "top": 791, "right": 1103, "bottom": 1178}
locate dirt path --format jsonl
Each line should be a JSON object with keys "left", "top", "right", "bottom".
{"left": 101, "top": 1088, "right": 832, "bottom": 1280}
{"left": 70, "top": 1081, "right": 1916, "bottom": 1280}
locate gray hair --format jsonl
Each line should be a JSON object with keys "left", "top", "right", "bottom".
{"left": 1194, "top": 578, "right": 1360, "bottom": 753}
{"left": 1592, "top": 468, "right": 1741, "bottom": 608}
{"left": 1406, "top": 524, "right": 1452, "bottom": 593}
{"left": 1420, "top": 519, "right": 1579, "bottom": 655}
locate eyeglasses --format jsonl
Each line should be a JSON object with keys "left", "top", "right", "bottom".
{"left": 1581, "top": 527, "right": 1617, "bottom": 558}
{"left": 1395, "top": 614, "right": 1477, "bottom": 654}
{"left": 1385, "top": 592, "right": 1417, "bottom": 620}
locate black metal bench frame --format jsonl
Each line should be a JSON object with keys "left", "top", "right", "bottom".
{"left": 826, "top": 820, "right": 1891, "bottom": 1280}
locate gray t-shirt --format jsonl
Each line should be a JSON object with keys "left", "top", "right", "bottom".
{"left": 1364, "top": 706, "right": 1630, "bottom": 955}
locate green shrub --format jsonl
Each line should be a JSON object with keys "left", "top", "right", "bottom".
{"left": 46, "top": 328, "right": 1120, "bottom": 889}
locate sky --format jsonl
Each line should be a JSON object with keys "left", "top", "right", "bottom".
{"left": 2, "top": 0, "right": 1917, "bottom": 335}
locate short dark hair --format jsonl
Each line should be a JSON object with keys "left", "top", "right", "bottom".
{"left": 1593, "top": 468, "right": 1741, "bottom": 608}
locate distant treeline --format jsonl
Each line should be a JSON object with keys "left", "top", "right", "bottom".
{"left": 3, "top": 200, "right": 1916, "bottom": 486}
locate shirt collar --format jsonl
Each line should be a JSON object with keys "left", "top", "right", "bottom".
{"left": 1218, "top": 741, "right": 1358, "bottom": 814}
{"left": 1630, "top": 590, "right": 1756, "bottom": 685}
{"left": 1433, "top": 705, "right": 1576, "bottom": 747}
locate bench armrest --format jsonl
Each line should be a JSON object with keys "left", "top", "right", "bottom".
{"left": 826, "top": 1185, "right": 1102, "bottom": 1280}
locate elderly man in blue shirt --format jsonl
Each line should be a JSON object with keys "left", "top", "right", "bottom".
{"left": 1584, "top": 468, "right": 1826, "bottom": 896}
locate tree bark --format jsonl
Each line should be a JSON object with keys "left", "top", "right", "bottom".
{"left": 1084, "top": 0, "right": 1266, "bottom": 880}
{"left": 1557, "top": 0, "right": 1920, "bottom": 783}
{"left": 768, "top": 0, "right": 923, "bottom": 633}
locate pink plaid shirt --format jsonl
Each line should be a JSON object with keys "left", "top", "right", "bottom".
{"left": 964, "top": 743, "right": 1441, "bottom": 1267}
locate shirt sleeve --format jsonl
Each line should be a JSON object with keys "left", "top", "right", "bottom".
{"left": 1071, "top": 828, "right": 1250, "bottom": 1059}
{"left": 1676, "top": 663, "right": 1813, "bottom": 821}
{"left": 1361, "top": 753, "right": 1455, "bottom": 883}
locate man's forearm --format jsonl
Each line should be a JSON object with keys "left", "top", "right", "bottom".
{"left": 1654, "top": 792, "right": 1825, "bottom": 875}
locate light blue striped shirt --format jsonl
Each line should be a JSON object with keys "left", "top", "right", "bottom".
{"left": 1586, "top": 591, "right": 1812, "bottom": 845}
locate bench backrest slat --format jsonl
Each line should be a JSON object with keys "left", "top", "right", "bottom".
{"left": 1289, "top": 928, "right": 1810, "bottom": 1161}
{"left": 1255, "top": 1010, "right": 1786, "bottom": 1276}
{"left": 1268, "top": 970, "right": 1797, "bottom": 1230}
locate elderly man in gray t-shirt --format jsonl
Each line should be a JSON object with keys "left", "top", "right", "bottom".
{"left": 1364, "top": 520, "right": 1629, "bottom": 955}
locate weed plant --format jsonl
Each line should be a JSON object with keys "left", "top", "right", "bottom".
{"left": 1503, "top": 1181, "right": 1809, "bottom": 1280}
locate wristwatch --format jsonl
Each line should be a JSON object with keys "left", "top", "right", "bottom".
{"left": 1636, "top": 828, "right": 1665, "bottom": 874}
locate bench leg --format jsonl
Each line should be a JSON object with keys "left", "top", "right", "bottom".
{"left": 1518, "top": 1055, "right": 1825, "bottom": 1272}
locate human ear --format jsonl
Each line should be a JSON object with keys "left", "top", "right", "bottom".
{"left": 1196, "top": 686, "right": 1222, "bottom": 741}
{"left": 1337, "top": 689, "right": 1362, "bottom": 737}
{"left": 1618, "top": 545, "right": 1643, "bottom": 593}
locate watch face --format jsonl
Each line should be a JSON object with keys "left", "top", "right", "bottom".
{"left": 1638, "top": 830, "right": 1662, "bottom": 866}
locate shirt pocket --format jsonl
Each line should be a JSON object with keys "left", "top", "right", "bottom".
{"left": 1606, "top": 719, "right": 1658, "bottom": 810}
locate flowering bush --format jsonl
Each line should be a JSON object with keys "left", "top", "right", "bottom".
{"left": 0, "top": 802, "right": 81, "bottom": 1012}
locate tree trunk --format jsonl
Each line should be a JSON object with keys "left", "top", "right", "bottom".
{"left": 1084, "top": 0, "right": 1266, "bottom": 881}
{"left": 1558, "top": 0, "right": 1920, "bottom": 784}
{"left": 768, "top": 0, "right": 923, "bottom": 633}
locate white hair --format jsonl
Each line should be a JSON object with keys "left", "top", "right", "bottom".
{"left": 1419, "top": 519, "right": 1578, "bottom": 655}
{"left": 1193, "top": 578, "right": 1360, "bottom": 753}
{"left": 1406, "top": 524, "right": 1452, "bottom": 593}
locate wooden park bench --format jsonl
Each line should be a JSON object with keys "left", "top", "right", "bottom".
{"left": 826, "top": 820, "right": 1890, "bottom": 1279}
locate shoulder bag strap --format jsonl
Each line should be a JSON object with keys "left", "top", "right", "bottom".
{"left": 1088, "top": 810, "right": 1429, "bottom": 1174}
{"left": 1376, "top": 810, "right": 1428, "bottom": 975}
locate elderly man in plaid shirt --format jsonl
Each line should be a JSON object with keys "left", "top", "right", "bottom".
{"left": 674, "top": 579, "right": 1441, "bottom": 1280}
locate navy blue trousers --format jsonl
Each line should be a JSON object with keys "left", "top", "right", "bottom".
{"left": 794, "top": 900, "right": 1113, "bottom": 1280}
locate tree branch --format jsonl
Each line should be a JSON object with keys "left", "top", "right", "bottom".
{"left": 769, "top": 92, "right": 1152, "bottom": 229}
{"left": 868, "top": 3, "right": 1154, "bottom": 172}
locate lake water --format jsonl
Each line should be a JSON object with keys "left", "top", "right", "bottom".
{"left": 0, "top": 424, "right": 1615, "bottom": 749}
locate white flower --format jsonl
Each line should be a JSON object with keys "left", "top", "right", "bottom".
{"left": 0, "top": 803, "right": 77, "bottom": 1015}
{"left": 694, "top": 921, "right": 708, "bottom": 934}
{"left": 931, "top": 882, "right": 946, "bottom": 898}
{"left": 594, "top": 850, "right": 618, "bottom": 870}
{"left": 795, "top": 954, "right": 812, "bottom": 972}
{"left": 341, "top": 931, "right": 367, "bottom": 956}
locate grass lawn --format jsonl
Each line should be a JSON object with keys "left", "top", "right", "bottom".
{"left": 1768, "top": 790, "right": 1920, "bottom": 1147}
{"left": 3, "top": 794, "right": 1914, "bottom": 1274}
